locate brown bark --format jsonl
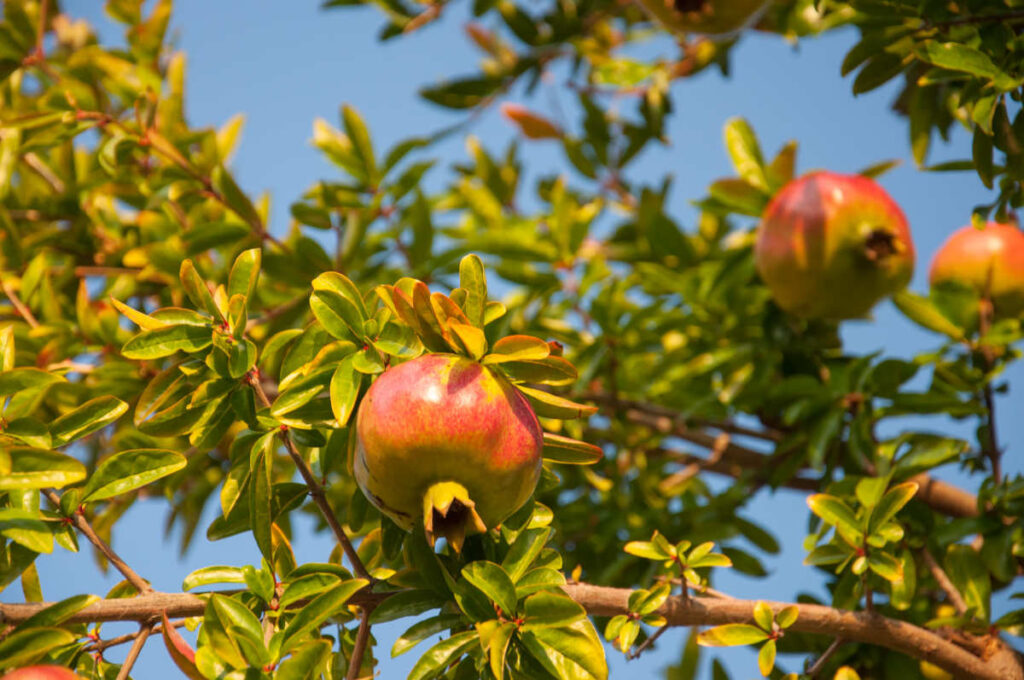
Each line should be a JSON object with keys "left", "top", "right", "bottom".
{"left": 3, "top": 584, "right": 1020, "bottom": 680}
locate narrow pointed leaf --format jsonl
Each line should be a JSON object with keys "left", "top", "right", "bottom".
{"left": 81, "top": 449, "right": 186, "bottom": 502}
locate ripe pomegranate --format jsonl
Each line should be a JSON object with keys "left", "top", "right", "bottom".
{"left": 929, "top": 221, "right": 1024, "bottom": 319}
{"left": 639, "top": 0, "right": 767, "bottom": 36}
{"left": 755, "top": 171, "right": 915, "bottom": 320}
{"left": 354, "top": 353, "right": 543, "bottom": 551}
{"left": 1, "top": 667, "right": 82, "bottom": 680}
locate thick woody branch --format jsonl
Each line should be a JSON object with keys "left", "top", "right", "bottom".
{"left": 114, "top": 624, "right": 153, "bottom": 680}
{"left": 608, "top": 398, "right": 979, "bottom": 518}
{"left": 347, "top": 607, "right": 373, "bottom": 680}
{"left": 562, "top": 583, "right": 1022, "bottom": 680}
{"left": 3, "top": 584, "right": 1019, "bottom": 680}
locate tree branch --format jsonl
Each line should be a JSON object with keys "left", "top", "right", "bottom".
{"left": 113, "top": 623, "right": 153, "bottom": 680}
{"left": 347, "top": 607, "right": 373, "bottom": 680}
{"left": 3, "top": 584, "right": 1019, "bottom": 680}
{"left": 921, "top": 547, "right": 969, "bottom": 615}
{"left": 605, "top": 397, "right": 979, "bottom": 517}
{"left": 1, "top": 279, "right": 40, "bottom": 328}
{"left": 44, "top": 490, "right": 152, "bottom": 595}
{"left": 249, "top": 375, "right": 372, "bottom": 582}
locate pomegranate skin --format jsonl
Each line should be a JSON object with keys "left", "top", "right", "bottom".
{"left": 354, "top": 354, "right": 543, "bottom": 535}
{"left": 1, "top": 667, "right": 82, "bottom": 680}
{"left": 929, "top": 222, "right": 1024, "bottom": 319}
{"left": 755, "top": 171, "right": 915, "bottom": 320}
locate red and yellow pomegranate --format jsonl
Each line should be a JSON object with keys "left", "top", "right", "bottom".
{"left": 354, "top": 353, "right": 543, "bottom": 551}
{"left": 1, "top": 667, "right": 83, "bottom": 680}
{"left": 755, "top": 171, "right": 915, "bottom": 320}
{"left": 637, "top": 0, "right": 768, "bottom": 36}
{"left": 929, "top": 221, "right": 1024, "bottom": 319}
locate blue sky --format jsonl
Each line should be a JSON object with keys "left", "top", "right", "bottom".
{"left": 16, "top": 1, "right": 1024, "bottom": 677}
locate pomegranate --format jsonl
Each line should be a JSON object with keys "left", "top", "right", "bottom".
{"left": 354, "top": 353, "right": 543, "bottom": 551}
{"left": 929, "top": 221, "right": 1024, "bottom": 319}
{"left": 638, "top": 0, "right": 767, "bottom": 36}
{"left": 1, "top": 668, "right": 82, "bottom": 680}
{"left": 754, "top": 171, "right": 915, "bottom": 320}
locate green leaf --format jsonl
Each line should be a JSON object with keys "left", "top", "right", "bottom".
{"left": 342, "top": 104, "right": 378, "bottom": 184}
{"left": 891, "top": 290, "right": 965, "bottom": 340}
{"left": 804, "top": 544, "right": 849, "bottom": 566}
{"left": 121, "top": 324, "right": 213, "bottom": 359}
{"left": 50, "top": 396, "right": 128, "bottom": 446}
{"left": 211, "top": 165, "right": 262, "bottom": 227}
{"left": 278, "top": 573, "right": 341, "bottom": 609}
{"left": 0, "top": 448, "right": 86, "bottom": 490}
{"left": 462, "top": 561, "right": 518, "bottom": 617}
{"left": 723, "top": 117, "right": 767, "bottom": 191}
{"left": 696, "top": 623, "right": 769, "bottom": 647}
{"left": 919, "top": 41, "right": 1021, "bottom": 90}
{"left": 541, "top": 432, "right": 603, "bottom": 465}
{"left": 945, "top": 545, "right": 991, "bottom": 621}
{"left": 312, "top": 271, "right": 369, "bottom": 321}
{"left": 628, "top": 583, "right": 671, "bottom": 617}
{"left": 459, "top": 253, "right": 487, "bottom": 327}
{"left": 275, "top": 639, "right": 331, "bottom": 680}
{"left": 81, "top": 449, "right": 186, "bottom": 503}
{"left": 855, "top": 476, "right": 888, "bottom": 510}
{"left": 448, "top": 321, "right": 487, "bottom": 360}
{"left": 752, "top": 601, "right": 772, "bottom": 632}
{"left": 483, "top": 335, "right": 551, "bottom": 364}
{"left": 329, "top": 357, "right": 362, "bottom": 427}
{"left": 852, "top": 52, "right": 904, "bottom": 95}
{"left": 179, "top": 259, "right": 222, "bottom": 320}
{"left": 183, "top": 565, "right": 247, "bottom": 591}
{"left": 420, "top": 75, "right": 504, "bottom": 109}
{"left": 516, "top": 385, "right": 597, "bottom": 420}
{"left": 890, "top": 549, "right": 917, "bottom": 611}
{"left": 16, "top": 594, "right": 99, "bottom": 630}
{"left": 0, "top": 509, "right": 52, "bottom": 554}
{"left": 278, "top": 579, "right": 369, "bottom": 654}
{"left": 0, "top": 627, "right": 75, "bottom": 667}
{"left": 407, "top": 630, "right": 479, "bottom": 680}
{"left": 757, "top": 639, "right": 776, "bottom": 677}
{"left": 707, "top": 178, "right": 768, "bottom": 216}
{"left": 478, "top": 620, "right": 515, "bottom": 680}
{"left": 502, "top": 527, "right": 551, "bottom": 582}
{"left": 0, "top": 368, "right": 64, "bottom": 397}
{"left": 807, "top": 494, "right": 862, "bottom": 535}
{"left": 392, "top": 614, "right": 465, "bottom": 657}
{"left": 775, "top": 605, "right": 798, "bottom": 629}
{"left": 973, "top": 126, "right": 994, "bottom": 189}
{"left": 520, "top": 619, "right": 608, "bottom": 680}
{"left": 522, "top": 591, "right": 586, "bottom": 629}
{"left": 868, "top": 552, "right": 903, "bottom": 582}
{"left": 371, "top": 589, "right": 448, "bottom": 624}
{"left": 249, "top": 451, "right": 273, "bottom": 562}
{"left": 623, "top": 540, "right": 671, "bottom": 561}
{"left": 310, "top": 289, "right": 365, "bottom": 341}
{"left": 868, "top": 482, "right": 918, "bottom": 534}
{"left": 228, "top": 248, "right": 261, "bottom": 300}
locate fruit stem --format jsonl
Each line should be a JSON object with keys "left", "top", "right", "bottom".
{"left": 422, "top": 481, "right": 488, "bottom": 553}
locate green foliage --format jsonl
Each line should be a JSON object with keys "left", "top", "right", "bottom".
{"left": 1, "top": 0, "right": 1023, "bottom": 679}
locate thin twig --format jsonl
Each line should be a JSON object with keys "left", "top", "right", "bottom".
{"left": 658, "top": 432, "right": 731, "bottom": 494}
{"left": 627, "top": 623, "right": 669, "bottom": 660}
{"left": 1, "top": 280, "right": 40, "bottom": 328}
{"left": 87, "top": 620, "right": 185, "bottom": 653}
{"left": 114, "top": 623, "right": 153, "bottom": 680}
{"left": 44, "top": 490, "right": 152, "bottom": 594}
{"left": 807, "top": 637, "right": 845, "bottom": 677}
{"left": 249, "top": 375, "right": 372, "bottom": 582}
{"left": 347, "top": 607, "right": 374, "bottom": 680}
{"left": 977, "top": 297, "right": 1002, "bottom": 483}
{"left": 22, "top": 152, "right": 65, "bottom": 193}
{"left": 246, "top": 295, "right": 305, "bottom": 330}
{"left": 921, "top": 547, "right": 969, "bottom": 615}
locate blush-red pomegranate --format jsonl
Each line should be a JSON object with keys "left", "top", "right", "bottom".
{"left": 1, "top": 667, "right": 82, "bottom": 680}
{"left": 929, "top": 221, "right": 1024, "bottom": 319}
{"left": 755, "top": 171, "right": 915, "bottom": 320}
{"left": 354, "top": 353, "right": 543, "bottom": 551}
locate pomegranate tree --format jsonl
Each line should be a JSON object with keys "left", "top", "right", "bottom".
{"left": 354, "top": 353, "right": 544, "bottom": 551}
{"left": 929, "top": 221, "right": 1024, "bottom": 320}
{"left": 755, "top": 171, "right": 915, "bottom": 320}
{"left": 637, "top": 0, "right": 767, "bottom": 36}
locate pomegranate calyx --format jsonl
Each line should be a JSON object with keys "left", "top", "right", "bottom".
{"left": 422, "top": 481, "right": 488, "bottom": 553}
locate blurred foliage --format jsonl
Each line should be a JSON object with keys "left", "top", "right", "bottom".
{"left": 0, "top": 0, "right": 1023, "bottom": 678}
